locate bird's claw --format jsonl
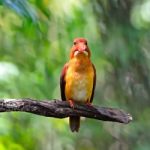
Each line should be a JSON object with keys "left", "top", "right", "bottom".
{"left": 86, "top": 102, "right": 92, "bottom": 107}
{"left": 68, "top": 100, "right": 75, "bottom": 109}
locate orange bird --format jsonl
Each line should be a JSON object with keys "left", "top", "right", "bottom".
{"left": 60, "top": 38, "right": 96, "bottom": 132}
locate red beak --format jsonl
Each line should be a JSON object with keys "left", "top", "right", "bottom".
{"left": 78, "top": 43, "right": 87, "bottom": 52}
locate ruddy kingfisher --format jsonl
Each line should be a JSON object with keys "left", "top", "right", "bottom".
{"left": 60, "top": 38, "right": 96, "bottom": 132}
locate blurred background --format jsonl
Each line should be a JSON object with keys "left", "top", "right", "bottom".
{"left": 0, "top": 0, "right": 150, "bottom": 149}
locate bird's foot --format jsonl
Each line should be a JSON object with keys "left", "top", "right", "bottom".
{"left": 86, "top": 102, "right": 92, "bottom": 107}
{"left": 68, "top": 100, "right": 75, "bottom": 109}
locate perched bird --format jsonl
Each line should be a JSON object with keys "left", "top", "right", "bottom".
{"left": 60, "top": 38, "right": 96, "bottom": 132}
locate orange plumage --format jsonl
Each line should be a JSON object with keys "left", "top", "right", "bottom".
{"left": 60, "top": 38, "right": 96, "bottom": 132}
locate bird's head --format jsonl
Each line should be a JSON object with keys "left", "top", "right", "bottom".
{"left": 70, "top": 38, "right": 91, "bottom": 59}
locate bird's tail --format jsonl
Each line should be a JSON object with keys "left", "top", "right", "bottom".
{"left": 69, "top": 116, "right": 80, "bottom": 132}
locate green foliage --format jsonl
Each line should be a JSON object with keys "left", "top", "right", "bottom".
{"left": 0, "top": 0, "right": 150, "bottom": 149}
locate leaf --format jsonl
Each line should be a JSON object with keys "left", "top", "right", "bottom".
{"left": 3, "top": 0, "right": 38, "bottom": 22}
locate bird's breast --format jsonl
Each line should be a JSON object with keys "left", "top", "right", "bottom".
{"left": 65, "top": 62, "right": 94, "bottom": 103}
{"left": 72, "top": 73, "right": 88, "bottom": 102}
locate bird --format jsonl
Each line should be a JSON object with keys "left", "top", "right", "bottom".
{"left": 60, "top": 37, "right": 96, "bottom": 132}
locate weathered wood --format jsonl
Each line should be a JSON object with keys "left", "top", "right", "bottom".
{"left": 0, "top": 98, "right": 132, "bottom": 123}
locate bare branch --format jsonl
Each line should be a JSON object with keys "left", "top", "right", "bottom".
{"left": 0, "top": 98, "right": 132, "bottom": 124}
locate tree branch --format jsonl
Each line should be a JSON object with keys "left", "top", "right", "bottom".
{"left": 0, "top": 98, "right": 132, "bottom": 124}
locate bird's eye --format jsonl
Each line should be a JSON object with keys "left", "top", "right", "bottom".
{"left": 73, "top": 42, "right": 77, "bottom": 45}
{"left": 85, "top": 42, "right": 87, "bottom": 45}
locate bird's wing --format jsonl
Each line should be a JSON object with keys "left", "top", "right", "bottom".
{"left": 60, "top": 63, "right": 68, "bottom": 101}
{"left": 90, "top": 64, "right": 96, "bottom": 103}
